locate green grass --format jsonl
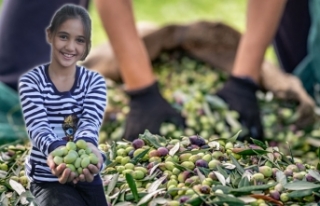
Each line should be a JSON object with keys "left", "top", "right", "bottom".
{"left": 89, "top": 0, "right": 247, "bottom": 46}
{"left": 0, "top": 1, "right": 277, "bottom": 64}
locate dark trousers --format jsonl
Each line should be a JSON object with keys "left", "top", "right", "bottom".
{"left": 30, "top": 182, "right": 108, "bottom": 206}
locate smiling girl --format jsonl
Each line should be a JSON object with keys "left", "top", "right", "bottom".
{"left": 18, "top": 4, "right": 108, "bottom": 206}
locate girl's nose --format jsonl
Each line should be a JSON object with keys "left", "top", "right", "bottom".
{"left": 65, "top": 40, "right": 76, "bottom": 51}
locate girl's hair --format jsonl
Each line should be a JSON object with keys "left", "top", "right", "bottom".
{"left": 47, "top": 4, "right": 91, "bottom": 61}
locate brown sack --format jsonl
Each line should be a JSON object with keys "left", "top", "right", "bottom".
{"left": 81, "top": 21, "right": 315, "bottom": 128}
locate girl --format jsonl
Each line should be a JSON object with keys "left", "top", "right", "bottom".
{"left": 18, "top": 4, "right": 108, "bottom": 206}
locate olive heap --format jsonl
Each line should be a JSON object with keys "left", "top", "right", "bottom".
{"left": 51, "top": 140, "right": 99, "bottom": 176}
{"left": 101, "top": 132, "right": 320, "bottom": 206}
{"left": 101, "top": 52, "right": 318, "bottom": 165}
{"left": 2, "top": 52, "right": 320, "bottom": 205}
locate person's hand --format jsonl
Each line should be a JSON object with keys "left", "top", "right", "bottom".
{"left": 77, "top": 142, "right": 103, "bottom": 183}
{"left": 216, "top": 76, "right": 264, "bottom": 141}
{"left": 47, "top": 148, "right": 77, "bottom": 184}
{"left": 123, "top": 82, "right": 185, "bottom": 141}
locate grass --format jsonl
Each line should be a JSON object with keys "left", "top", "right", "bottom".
{"left": 89, "top": 0, "right": 248, "bottom": 46}
{"left": 0, "top": 1, "right": 277, "bottom": 64}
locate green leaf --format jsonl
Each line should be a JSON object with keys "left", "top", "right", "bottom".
{"left": 179, "top": 148, "right": 211, "bottom": 155}
{"left": 225, "top": 112, "right": 242, "bottom": 131}
{"left": 111, "top": 141, "right": 117, "bottom": 160}
{"left": 125, "top": 192, "right": 148, "bottom": 201}
{"left": 106, "top": 173, "right": 119, "bottom": 196}
{"left": 209, "top": 194, "right": 245, "bottom": 206}
{"left": 105, "top": 161, "right": 118, "bottom": 169}
{"left": 198, "top": 167, "right": 210, "bottom": 176}
{"left": 195, "top": 168, "right": 206, "bottom": 182}
{"left": 125, "top": 173, "right": 139, "bottom": 202}
{"left": 214, "top": 171, "right": 226, "bottom": 186}
{"left": 139, "top": 130, "right": 166, "bottom": 148}
{"left": 173, "top": 162, "right": 190, "bottom": 172}
{"left": 229, "top": 130, "right": 242, "bottom": 143}
{"left": 284, "top": 181, "right": 320, "bottom": 191}
{"left": 130, "top": 148, "right": 150, "bottom": 165}
{"left": 186, "top": 196, "right": 204, "bottom": 206}
{"left": 276, "top": 170, "right": 287, "bottom": 186}
{"left": 230, "top": 183, "right": 276, "bottom": 194}
{"left": 105, "top": 152, "right": 113, "bottom": 166}
{"left": 216, "top": 165, "right": 229, "bottom": 178}
{"left": 238, "top": 176, "right": 250, "bottom": 188}
{"left": 212, "top": 185, "right": 232, "bottom": 194}
{"left": 147, "top": 175, "right": 167, "bottom": 193}
{"left": 308, "top": 169, "right": 320, "bottom": 182}
{"left": 230, "top": 172, "right": 241, "bottom": 188}
{"left": 136, "top": 189, "right": 165, "bottom": 206}
{"left": 288, "top": 189, "right": 315, "bottom": 198}
{"left": 114, "top": 202, "right": 134, "bottom": 206}
{"left": 168, "top": 142, "right": 180, "bottom": 156}
{"left": 230, "top": 155, "right": 244, "bottom": 175}
{"left": 202, "top": 101, "right": 217, "bottom": 125}
{"left": 235, "top": 149, "right": 269, "bottom": 156}
{"left": 250, "top": 138, "right": 267, "bottom": 150}
{"left": 279, "top": 152, "right": 294, "bottom": 164}
{"left": 205, "top": 95, "right": 228, "bottom": 110}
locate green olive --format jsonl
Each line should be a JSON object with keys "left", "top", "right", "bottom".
{"left": 81, "top": 157, "right": 90, "bottom": 168}
{"left": 76, "top": 140, "right": 87, "bottom": 150}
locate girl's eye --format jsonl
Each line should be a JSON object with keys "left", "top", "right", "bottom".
{"left": 59, "top": 35, "right": 67, "bottom": 40}
{"left": 77, "top": 38, "right": 85, "bottom": 43}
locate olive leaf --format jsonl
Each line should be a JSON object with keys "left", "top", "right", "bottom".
{"left": 229, "top": 130, "right": 242, "bottom": 143}
{"left": 230, "top": 155, "right": 244, "bottom": 175}
{"left": 169, "top": 142, "right": 180, "bottom": 156}
{"left": 288, "top": 189, "right": 315, "bottom": 198}
{"left": 147, "top": 175, "right": 167, "bottom": 193}
{"left": 213, "top": 171, "right": 226, "bottom": 186}
{"left": 114, "top": 202, "right": 134, "bottom": 206}
{"left": 136, "top": 188, "right": 165, "bottom": 206}
{"left": 125, "top": 173, "right": 139, "bottom": 202}
{"left": 148, "top": 197, "right": 168, "bottom": 206}
{"left": 284, "top": 181, "right": 320, "bottom": 191}
{"left": 230, "top": 183, "right": 276, "bottom": 194}
{"left": 308, "top": 169, "right": 320, "bottom": 182}
{"left": 106, "top": 173, "right": 119, "bottom": 196}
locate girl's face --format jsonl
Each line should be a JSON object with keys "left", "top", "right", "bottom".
{"left": 47, "top": 18, "right": 86, "bottom": 71}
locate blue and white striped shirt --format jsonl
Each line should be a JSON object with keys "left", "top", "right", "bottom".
{"left": 18, "top": 64, "right": 107, "bottom": 183}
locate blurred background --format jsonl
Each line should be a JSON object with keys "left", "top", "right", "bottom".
{"left": 0, "top": 0, "right": 278, "bottom": 64}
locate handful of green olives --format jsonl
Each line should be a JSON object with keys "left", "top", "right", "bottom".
{"left": 51, "top": 140, "right": 99, "bottom": 176}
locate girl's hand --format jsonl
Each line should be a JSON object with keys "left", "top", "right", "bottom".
{"left": 47, "top": 149, "right": 77, "bottom": 184}
{"left": 78, "top": 142, "right": 103, "bottom": 182}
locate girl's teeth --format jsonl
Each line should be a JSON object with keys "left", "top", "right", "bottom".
{"left": 64, "top": 53, "right": 73, "bottom": 57}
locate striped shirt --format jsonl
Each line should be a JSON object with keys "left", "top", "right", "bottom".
{"left": 18, "top": 64, "right": 107, "bottom": 183}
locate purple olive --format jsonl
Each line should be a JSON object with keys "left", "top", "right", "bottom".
{"left": 132, "top": 139, "right": 145, "bottom": 149}
{"left": 189, "top": 135, "right": 206, "bottom": 147}
{"left": 128, "top": 149, "right": 134, "bottom": 158}
{"left": 306, "top": 174, "right": 316, "bottom": 182}
{"left": 157, "top": 147, "right": 169, "bottom": 157}
{"left": 179, "top": 196, "right": 190, "bottom": 204}
{"left": 199, "top": 185, "right": 211, "bottom": 194}
{"left": 269, "top": 190, "right": 280, "bottom": 200}
{"left": 295, "top": 163, "right": 306, "bottom": 171}
{"left": 195, "top": 159, "right": 208, "bottom": 168}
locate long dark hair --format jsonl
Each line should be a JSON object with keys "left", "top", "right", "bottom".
{"left": 47, "top": 4, "right": 91, "bottom": 61}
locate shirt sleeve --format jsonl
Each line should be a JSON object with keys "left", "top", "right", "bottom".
{"left": 74, "top": 72, "right": 107, "bottom": 146}
{"left": 18, "top": 74, "right": 67, "bottom": 156}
